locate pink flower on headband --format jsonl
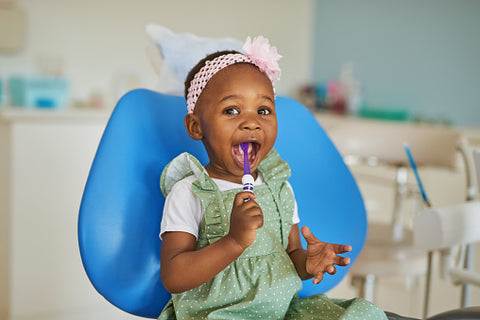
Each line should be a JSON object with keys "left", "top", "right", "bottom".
{"left": 243, "top": 36, "right": 282, "bottom": 83}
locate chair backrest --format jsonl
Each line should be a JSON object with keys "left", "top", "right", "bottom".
{"left": 78, "top": 89, "right": 367, "bottom": 318}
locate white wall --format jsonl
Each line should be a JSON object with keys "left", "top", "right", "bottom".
{"left": 0, "top": 0, "right": 315, "bottom": 107}
{"left": 313, "top": 0, "right": 480, "bottom": 127}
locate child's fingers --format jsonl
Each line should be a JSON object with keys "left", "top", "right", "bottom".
{"left": 233, "top": 191, "right": 257, "bottom": 206}
{"left": 240, "top": 199, "right": 263, "bottom": 217}
{"left": 311, "top": 264, "right": 336, "bottom": 278}
{"left": 336, "top": 256, "right": 351, "bottom": 266}
{"left": 334, "top": 244, "right": 352, "bottom": 254}
{"left": 300, "top": 226, "right": 318, "bottom": 243}
{"left": 329, "top": 255, "right": 350, "bottom": 267}
{"left": 302, "top": 227, "right": 352, "bottom": 251}
{"left": 309, "top": 257, "right": 350, "bottom": 281}
{"left": 312, "top": 273, "right": 324, "bottom": 285}
{"left": 326, "top": 265, "right": 337, "bottom": 275}
{"left": 232, "top": 192, "right": 263, "bottom": 229}
{"left": 251, "top": 213, "right": 264, "bottom": 229}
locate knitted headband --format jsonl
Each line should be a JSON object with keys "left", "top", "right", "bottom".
{"left": 186, "top": 36, "right": 282, "bottom": 113}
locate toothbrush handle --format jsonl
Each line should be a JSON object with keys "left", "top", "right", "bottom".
{"left": 242, "top": 174, "right": 254, "bottom": 193}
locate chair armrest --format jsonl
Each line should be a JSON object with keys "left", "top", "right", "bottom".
{"left": 413, "top": 201, "right": 480, "bottom": 251}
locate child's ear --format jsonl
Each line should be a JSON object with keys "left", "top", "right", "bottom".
{"left": 184, "top": 113, "right": 203, "bottom": 140}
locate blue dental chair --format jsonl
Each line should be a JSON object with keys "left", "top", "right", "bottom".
{"left": 78, "top": 89, "right": 480, "bottom": 320}
{"left": 78, "top": 89, "right": 367, "bottom": 318}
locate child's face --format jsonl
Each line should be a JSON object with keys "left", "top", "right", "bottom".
{"left": 187, "top": 63, "right": 277, "bottom": 183}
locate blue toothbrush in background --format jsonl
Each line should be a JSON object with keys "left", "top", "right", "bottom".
{"left": 403, "top": 142, "right": 432, "bottom": 207}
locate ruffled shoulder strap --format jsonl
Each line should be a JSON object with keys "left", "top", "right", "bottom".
{"left": 160, "top": 152, "right": 206, "bottom": 197}
{"left": 257, "top": 149, "right": 291, "bottom": 185}
{"left": 257, "top": 149, "right": 295, "bottom": 248}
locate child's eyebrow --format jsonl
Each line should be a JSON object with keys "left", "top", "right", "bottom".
{"left": 259, "top": 95, "right": 275, "bottom": 103}
{"left": 219, "top": 94, "right": 239, "bottom": 103}
{"left": 219, "top": 94, "right": 274, "bottom": 104}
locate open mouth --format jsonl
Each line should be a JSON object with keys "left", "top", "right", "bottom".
{"left": 232, "top": 142, "right": 260, "bottom": 171}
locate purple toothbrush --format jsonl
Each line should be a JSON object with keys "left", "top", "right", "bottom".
{"left": 240, "top": 142, "right": 254, "bottom": 195}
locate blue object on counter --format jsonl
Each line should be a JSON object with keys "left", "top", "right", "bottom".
{"left": 8, "top": 76, "right": 69, "bottom": 109}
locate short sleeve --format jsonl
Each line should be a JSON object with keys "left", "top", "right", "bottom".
{"left": 286, "top": 181, "right": 300, "bottom": 224}
{"left": 160, "top": 175, "right": 203, "bottom": 239}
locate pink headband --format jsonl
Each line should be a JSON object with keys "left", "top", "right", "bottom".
{"left": 186, "top": 36, "right": 282, "bottom": 113}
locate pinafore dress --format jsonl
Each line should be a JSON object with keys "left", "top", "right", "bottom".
{"left": 158, "top": 150, "right": 386, "bottom": 320}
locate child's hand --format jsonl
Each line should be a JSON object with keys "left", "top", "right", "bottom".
{"left": 227, "top": 192, "right": 264, "bottom": 250}
{"left": 301, "top": 226, "right": 352, "bottom": 285}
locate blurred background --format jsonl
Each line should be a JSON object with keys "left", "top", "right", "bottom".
{"left": 1, "top": 0, "right": 479, "bottom": 126}
{"left": 0, "top": 0, "right": 479, "bottom": 319}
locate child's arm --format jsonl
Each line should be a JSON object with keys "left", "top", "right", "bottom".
{"left": 161, "top": 191, "right": 263, "bottom": 293}
{"left": 286, "top": 225, "right": 352, "bottom": 284}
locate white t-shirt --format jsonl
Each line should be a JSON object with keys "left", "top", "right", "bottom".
{"left": 160, "top": 173, "right": 300, "bottom": 239}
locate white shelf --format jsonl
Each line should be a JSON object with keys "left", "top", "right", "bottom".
{"left": 0, "top": 106, "right": 111, "bottom": 123}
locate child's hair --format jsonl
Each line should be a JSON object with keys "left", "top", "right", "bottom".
{"left": 184, "top": 50, "right": 241, "bottom": 99}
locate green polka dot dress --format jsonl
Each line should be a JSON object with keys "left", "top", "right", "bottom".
{"left": 158, "top": 150, "right": 387, "bottom": 320}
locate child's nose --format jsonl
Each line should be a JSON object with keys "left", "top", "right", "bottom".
{"left": 241, "top": 117, "right": 261, "bottom": 131}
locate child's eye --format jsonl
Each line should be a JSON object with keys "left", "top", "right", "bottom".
{"left": 224, "top": 107, "right": 239, "bottom": 115}
{"left": 258, "top": 108, "right": 271, "bottom": 115}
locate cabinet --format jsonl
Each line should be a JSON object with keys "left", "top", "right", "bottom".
{"left": 0, "top": 108, "right": 142, "bottom": 320}
{"left": 315, "top": 112, "right": 480, "bottom": 316}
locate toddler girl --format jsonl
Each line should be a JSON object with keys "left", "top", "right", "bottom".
{"left": 158, "top": 36, "right": 387, "bottom": 319}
